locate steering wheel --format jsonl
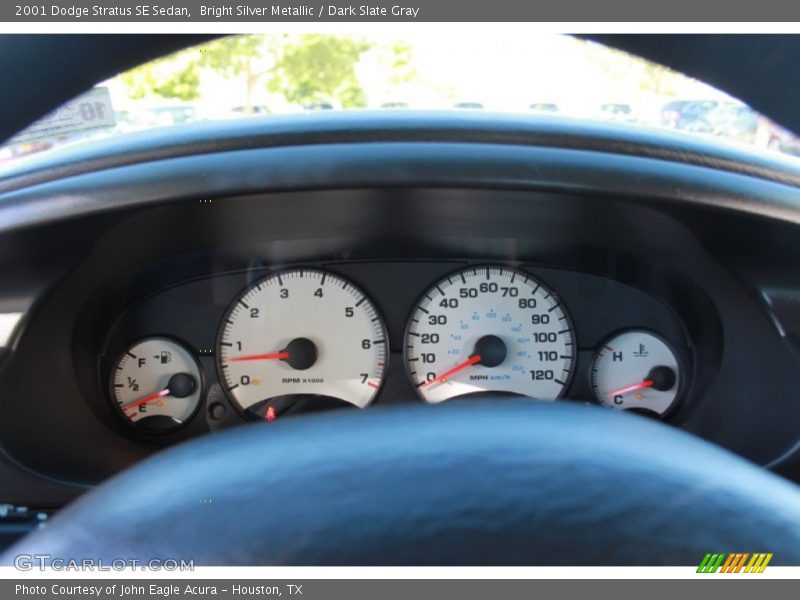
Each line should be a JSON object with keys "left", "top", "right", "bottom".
{"left": 4, "top": 401, "right": 800, "bottom": 565}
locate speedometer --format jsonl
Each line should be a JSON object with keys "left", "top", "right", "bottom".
{"left": 405, "top": 266, "right": 575, "bottom": 403}
{"left": 217, "top": 268, "right": 387, "bottom": 419}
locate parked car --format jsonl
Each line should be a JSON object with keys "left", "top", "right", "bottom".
{"left": 230, "top": 105, "right": 272, "bottom": 115}
{"left": 304, "top": 101, "right": 335, "bottom": 111}
{"left": 704, "top": 103, "right": 760, "bottom": 143}
{"left": 133, "top": 104, "right": 197, "bottom": 128}
{"left": 528, "top": 102, "right": 559, "bottom": 113}
{"left": 766, "top": 121, "right": 800, "bottom": 156}
{"left": 660, "top": 99, "right": 719, "bottom": 131}
{"left": 598, "top": 103, "right": 636, "bottom": 122}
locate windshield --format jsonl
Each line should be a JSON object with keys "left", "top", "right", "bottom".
{"left": 3, "top": 33, "right": 798, "bottom": 167}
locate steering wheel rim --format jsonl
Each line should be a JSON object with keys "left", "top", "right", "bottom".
{"left": 5, "top": 401, "right": 800, "bottom": 565}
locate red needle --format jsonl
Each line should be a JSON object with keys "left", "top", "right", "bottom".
{"left": 123, "top": 388, "right": 170, "bottom": 412}
{"left": 225, "top": 351, "right": 289, "bottom": 363}
{"left": 607, "top": 379, "right": 654, "bottom": 397}
{"left": 425, "top": 354, "right": 482, "bottom": 387}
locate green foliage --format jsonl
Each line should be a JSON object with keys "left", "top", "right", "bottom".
{"left": 387, "top": 42, "right": 416, "bottom": 85}
{"left": 197, "top": 35, "right": 269, "bottom": 112}
{"left": 119, "top": 51, "right": 202, "bottom": 101}
{"left": 118, "top": 36, "right": 267, "bottom": 104}
{"left": 197, "top": 35, "right": 266, "bottom": 78}
{"left": 266, "top": 35, "right": 371, "bottom": 108}
{"left": 117, "top": 34, "right": 416, "bottom": 110}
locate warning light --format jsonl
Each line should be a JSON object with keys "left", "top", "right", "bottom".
{"left": 265, "top": 406, "right": 277, "bottom": 422}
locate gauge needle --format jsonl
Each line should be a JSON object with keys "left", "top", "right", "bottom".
{"left": 122, "top": 373, "right": 196, "bottom": 414}
{"left": 225, "top": 351, "right": 290, "bottom": 362}
{"left": 123, "top": 388, "right": 170, "bottom": 412}
{"left": 425, "top": 354, "right": 482, "bottom": 387}
{"left": 607, "top": 379, "right": 654, "bottom": 397}
{"left": 225, "top": 339, "right": 317, "bottom": 370}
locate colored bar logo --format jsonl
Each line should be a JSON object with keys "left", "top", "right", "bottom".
{"left": 697, "top": 553, "right": 773, "bottom": 573}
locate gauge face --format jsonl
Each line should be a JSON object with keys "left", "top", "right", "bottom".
{"left": 217, "top": 268, "right": 387, "bottom": 417}
{"left": 111, "top": 337, "right": 202, "bottom": 433}
{"left": 405, "top": 266, "right": 575, "bottom": 403}
{"left": 590, "top": 330, "right": 682, "bottom": 417}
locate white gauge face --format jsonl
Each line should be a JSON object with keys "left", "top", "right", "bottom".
{"left": 111, "top": 337, "right": 202, "bottom": 432}
{"left": 218, "top": 268, "right": 387, "bottom": 416}
{"left": 590, "top": 330, "right": 682, "bottom": 417}
{"left": 405, "top": 266, "right": 575, "bottom": 403}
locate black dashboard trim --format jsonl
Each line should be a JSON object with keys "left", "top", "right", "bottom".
{"left": 3, "top": 113, "right": 800, "bottom": 195}
{"left": 1, "top": 140, "right": 800, "bottom": 237}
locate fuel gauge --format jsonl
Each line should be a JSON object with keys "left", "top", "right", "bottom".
{"left": 110, "top": 337, "right": 203, "bottom": 433}
{"left": 590, "top": 330, "right": 682, "bottom": 418}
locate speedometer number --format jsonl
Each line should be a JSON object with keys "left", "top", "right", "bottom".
{"left": 405, "top": 266, "right": 575, "bottom": 403}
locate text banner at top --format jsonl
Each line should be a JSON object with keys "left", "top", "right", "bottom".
{"left": 5, "top": 0, "right": 800, "bottom": 22}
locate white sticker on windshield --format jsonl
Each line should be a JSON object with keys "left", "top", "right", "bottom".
{"left": 9, "top": 87, "right": 116, "bottom": 144}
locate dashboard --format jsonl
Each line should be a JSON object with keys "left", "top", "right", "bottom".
{"left": 1, "top": 114, "right": 800, "bottom": 512}
{"left": 99, "top": 260, "right": 689, "bottom": 436}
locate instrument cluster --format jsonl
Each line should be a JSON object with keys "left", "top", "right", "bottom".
{"left": 99, "top": 261, "right": 692, "bottom": 439}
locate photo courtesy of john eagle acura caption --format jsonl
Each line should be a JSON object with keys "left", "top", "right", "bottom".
{"left": 14, "top": 583, "right": 285, "bottom": 596}
{"left": 0, "top": 28, "right": 798, "bottom": 572}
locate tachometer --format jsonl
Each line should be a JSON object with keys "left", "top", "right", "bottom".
{"left": 217, "top": 268, "right": 387, "bottom": 419}
{"left": 405, "top": 266, "right": 575, "bottom": 403}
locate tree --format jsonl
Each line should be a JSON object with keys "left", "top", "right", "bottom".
{"left": 119, "top": 36, "right": 270, "bottom": 111}
{"left": 116, "top": 35, "right": 416, "bottom": 111}
{"left": 266, "top": 35, "right": 372, "bottom": 108}
{"left": 197, "top": 35, "right": 269, "bottom": 113}
{"left": 386, "top": 42, "right": 416, "bottom": 86}
{"left": 118, "top": 50, "right": 202, "bottom": 101}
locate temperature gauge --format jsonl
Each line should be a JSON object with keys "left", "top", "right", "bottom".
{"left": 590, "top": 330, "right": 682, "bottom": 418}
{"left": 110, "top": 337, "right": 203, "bottom": 433}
